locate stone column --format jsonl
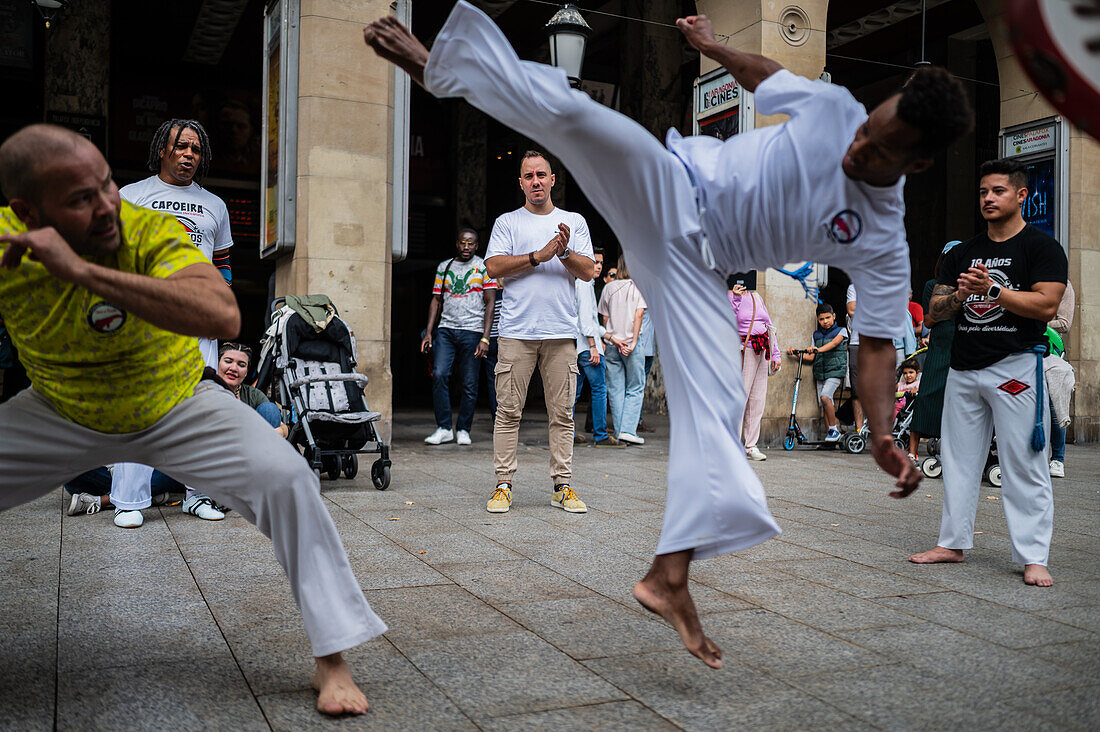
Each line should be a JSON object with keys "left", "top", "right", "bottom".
{"left": 275, "top": 0, "right": 395, "bottom": 437}
{"left": 978, "top": 0, "right": 1099, "bottom": 442}
{"left": 697, "top": 0, "right": 830, "bottom": 443}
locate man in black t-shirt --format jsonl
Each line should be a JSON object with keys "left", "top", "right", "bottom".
{"left": 910, "top": 158, "right": 1067, "bottom": 587}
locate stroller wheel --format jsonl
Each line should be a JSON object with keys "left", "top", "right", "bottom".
{"left": 986, "top": 464, "right": 1002, "bottom": 488}
{"left": 783, "top": 434, "right": 796, "bottom": 451}
{"left": 371, "top": 460, "right": 391, "bottom": 490}
{"left": 844, "top": 433, "right": 866, "bottom": 454}
{"left": 323, "top": 456, "right": 341, "bottom": 481}
{"left": 342, "top": 454, "right": 359, "bottom": 479}
{"left": 920, "top": 457, "right": 942, "bottom": 479}
{"left": 927, "top": 438, "right": 940, "bottom": 457}
{"left": 893, "top": 437, "right": 907, "bottom": 452}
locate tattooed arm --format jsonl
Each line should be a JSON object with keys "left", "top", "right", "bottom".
{"left": 926, "top": 283, "right": 965, "bottom": 326}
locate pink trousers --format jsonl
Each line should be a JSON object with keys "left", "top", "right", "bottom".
{"left": 739, "top": 346, "right": 770, "bottom": 449}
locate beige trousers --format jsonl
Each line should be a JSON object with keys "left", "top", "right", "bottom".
{"left": 739, "top": 345, "right": 770, "bottom": 449}
{"left": 493, "top": 337, "right": 578, "bottom": 485}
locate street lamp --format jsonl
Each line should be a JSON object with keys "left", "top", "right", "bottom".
{"left": 545, "top": 4, "right": 591, "bottom": 88}
{"left": 32, "top": 0, "right": 68, "bottom": 29}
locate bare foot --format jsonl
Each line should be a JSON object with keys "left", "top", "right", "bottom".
{"left": 1024, "top": 564, "right": 1054, "bottom": 587}
{"left": 908, "top": 546, "right": 965, "bottom": 564}
{"left": 363, "top": 16, "right": 429, "bottom": 87}
{"left": 633, "top": 566, "right": 722, "bottom": 670}
{"left": 313, "top": 653, "right": 369, "bottom": 716}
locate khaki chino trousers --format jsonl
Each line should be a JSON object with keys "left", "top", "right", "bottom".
{"left": 493, "top": 337, "right": 578, "bottom": 486}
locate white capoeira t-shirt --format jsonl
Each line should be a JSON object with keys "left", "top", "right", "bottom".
{"left": 485, "top": 206, "right": 594, "bottom": 340}
{"left": 666, "top": 69, "right": 909, "bottom": 342}
{"left": 119, "top": 176, "right": 233, "bottom": 262}
{"left": 120, "top": 176, "right": 233, "bottom": 368}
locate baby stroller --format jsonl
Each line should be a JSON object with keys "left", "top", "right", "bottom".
{"left": 919, "top": 435, "right": 1001, "bottom": 487}
{"left": 256, "top": 295, "right": 392, "bottom": 490}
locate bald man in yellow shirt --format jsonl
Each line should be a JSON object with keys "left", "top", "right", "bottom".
{"left": 0, "top": 125, "right": 382, "bottom": 716}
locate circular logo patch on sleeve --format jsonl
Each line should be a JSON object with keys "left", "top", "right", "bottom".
{"left": 87, "top": 302, "right": 127, "bottom": 333}
{"left": 826, "top": 210, "right": 863, "bottom": 244}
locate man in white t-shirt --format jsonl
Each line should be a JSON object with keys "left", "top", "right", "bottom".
{"left": 421, "top": 227, "right": 497, "bottom": 445}
{"left": 110, "top": 119, "right": 235, "bottom": 528}
{"left": 482, "top": 151, "right": 595, "bottom": 515}
{"left": 365, "top": 3, "right": 973, "bottom": 668}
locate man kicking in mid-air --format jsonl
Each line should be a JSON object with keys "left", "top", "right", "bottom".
{"left": 364, "top": 2, "right": 973, "bottom": 668}
{"left": 0, "top": 124, "right": 383, "bottom": 715}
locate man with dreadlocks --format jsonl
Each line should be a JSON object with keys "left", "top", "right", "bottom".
{"left": 103, "top": 119, "right": 235, "bottom": 526}
{"left": 364, "top": 2, "right": 974, "bottom": 670}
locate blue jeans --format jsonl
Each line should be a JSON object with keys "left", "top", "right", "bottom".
{"left": 64, "top": 467, "right": 179, "bottom": 497}
{"left": 575, "top": 350, "right": 608, "bottom": 442}
{"left": 481, "top": 336, "right": 498, "bottom": 418}
{"left": 1050, "top": 398, "right": 1065, "bottom": 461}
{"left": 432, "top": 327, "right": 481, "bottom": 432}
{"left": 257, "top": 401, "right": 283, "bottom": 428}
{"left": 605, "top": 346, "right": 645, "bottom": 437}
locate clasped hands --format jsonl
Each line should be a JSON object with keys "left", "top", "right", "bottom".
{"left": 956, "top": 262, "right": 992, "bottom": 299}
{"left": 531, "top": 223, "right": 570, "bottom": 265}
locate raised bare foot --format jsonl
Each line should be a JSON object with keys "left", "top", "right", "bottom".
{"left": 363, "top": 16, "right": 429, "bottom": 87}
{"left": 633, "top": 578, "right": 723, "bottom": 669}
{"left": 908, "top": 546, "right": 965, "bottom": 564}
{"left": 1024, "top": 564, "right": 1054, "bottom": 587}
{"left": 313, "top": 653, "right": 369, "bottom": 716}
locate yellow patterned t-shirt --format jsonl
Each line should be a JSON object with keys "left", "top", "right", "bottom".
{"left": 0, "top": 201, "right": 208, "bottom": 433}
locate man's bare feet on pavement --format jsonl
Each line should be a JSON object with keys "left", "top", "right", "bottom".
{"left": 908, "top": 546, "right": 964, "bottom": 564}
{"left": 313, "top": 653, "right": 369, "bottom": 716}
{"left": 363, "top": 16, "right": 429, "bottom": 88}
{"left": 633, "top": 550, "right": 723, "bottom": 669}
{"left": 1024, "top": 563, "right": 1054, "bottom": 587}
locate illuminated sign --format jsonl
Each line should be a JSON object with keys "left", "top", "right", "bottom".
{"left": 696, "top": 71, "right": 740, "bottom": 119}
{"left": 1007, "top": 125, "right": 1056, "bottom": 156}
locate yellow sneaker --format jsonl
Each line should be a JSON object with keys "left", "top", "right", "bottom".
{"left": 552, "top": 484, "right": 587, "bottom": 513}
{"left": 486, "top": 483, "right": 512, "bottom": 513}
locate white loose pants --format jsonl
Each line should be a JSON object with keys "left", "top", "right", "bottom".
{"left": 0, "top": 383, "right": 386, "bottom": 657}
{"left": 111, "top": 337, "right": 218, "bottom": 509}
{"left": 938, "top": 353, "right": 1053, "bottom": 566}
{"left": 428, "top": 2, "right": 780, "bottom": 559}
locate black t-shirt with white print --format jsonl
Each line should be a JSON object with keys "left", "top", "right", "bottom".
{"left": 938, "top": 224, "right": 1067, "bottom": 371}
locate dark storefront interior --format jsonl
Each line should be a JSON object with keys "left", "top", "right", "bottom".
{"left": 1, "top": 0, "right": 273, "bottom": 345}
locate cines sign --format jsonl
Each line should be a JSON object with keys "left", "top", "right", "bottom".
{"left": 696, "top": 71, "right": 740, "bottom": 118}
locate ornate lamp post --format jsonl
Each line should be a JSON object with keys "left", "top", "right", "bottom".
{"left": 545, "top": 4, "right": 591, "bottom": 88}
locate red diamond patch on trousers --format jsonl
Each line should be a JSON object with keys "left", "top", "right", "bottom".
{"left": 997, "top": 379, "right": 1030, "bottom": 395}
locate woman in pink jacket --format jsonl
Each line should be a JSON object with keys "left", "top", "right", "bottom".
{"left": 728, "top": 281, "right": 781, "bottom": 460}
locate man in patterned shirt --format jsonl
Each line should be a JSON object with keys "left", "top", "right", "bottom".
{"left": 0, "top": 124, "right": 383, "bottom": 716}
{"left": 420, "top": 226, "right": 497, "bottom": 445}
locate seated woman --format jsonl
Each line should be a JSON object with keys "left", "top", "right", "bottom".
{"left": 217, "top": 343, "right": 288, "bottom": 438}
{"left": 66, "top": 343, "right": 287, "bottom": 523}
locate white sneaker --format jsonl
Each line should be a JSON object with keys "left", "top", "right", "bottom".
{"left": 618, "top": 433, "right": 645, "bottom": 445}
{"left": 113, "top": 509, "right": 143, "bottom": 528}
{"left": 456, "top": 430, "right": 472, "bottom": 446}
{"left": 67, "top": 492, "right": 103, "bottom": 516}
{"left": 424, "top": 427, "right": 454, "bottom": 445}
{"left": 746, "top": 446, "right": 767, "bottom": 461}
{"left": 1049, "top": 460, "right": 1065, "bottom": 478}
{"left": 182, "top": 495, "right": 226, "bottom": 521}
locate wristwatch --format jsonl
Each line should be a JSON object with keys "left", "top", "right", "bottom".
{"left": 558, "top": 248, "right": 571, "bottom": 260}
{"left": 987, "top": 283, "right": 1003, "bottom": 300}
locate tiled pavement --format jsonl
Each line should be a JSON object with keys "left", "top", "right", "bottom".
{"left": 2, "top": 411, "right": 1096, "bottom": 730}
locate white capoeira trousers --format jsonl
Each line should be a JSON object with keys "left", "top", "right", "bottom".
{"left": 938, "top": 353, "right": 1053, "bottom": 566}
{"left": 428, "top": 1, "right": 780, "bottom": 559}
{"left": 0, "top": 383, "right": 386, "bottom": 657}
{"left": 111, "top": 337, "right": 219, "bottom": 510}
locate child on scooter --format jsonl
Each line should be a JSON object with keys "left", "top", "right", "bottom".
{"left": 787, "top": 304, "right": 848, "bottom": 442}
